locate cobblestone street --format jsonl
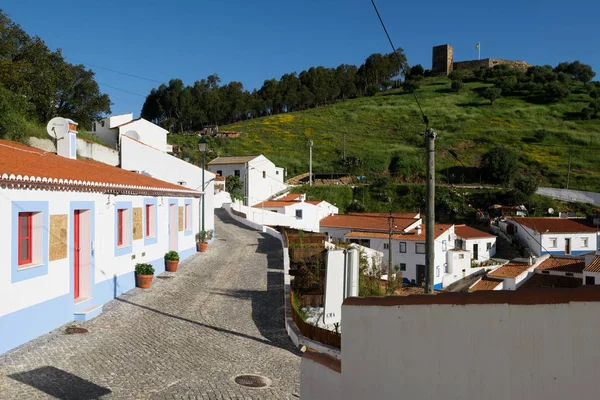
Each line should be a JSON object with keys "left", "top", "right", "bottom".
{"left": 0, "top": 209, "right": 301, "bottom": 399}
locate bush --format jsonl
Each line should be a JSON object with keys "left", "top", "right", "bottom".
{"left": 164, "top": 251, "right": 180, "bottom": 261}
{"left": 366, "top": 85, "right": 379, "bottom": 96}
{"left": 513, "top": 174, "right": 539, "bottom": 198}
{"left": 225, "top": 175, "right": 243, "bottom": 201}
{"left": 481, "top": 87, "right": 502, "bottom": 105}
{"left": 544, "top": 81, "right": 570, "bottom": 102}
{"left": 135, "top": 263, "right": 155, "bottom": 275}
{"left": 450, "top": 80, "right": 464, "bottom": 92}
{"left": 534, "top": 129, "right": 549, "bottom": 142}
{"left": 481, "top": 146, "right": 518, "bottom": 184}
{"left": 402, "top": 79, "right": 420, "bottom": 93}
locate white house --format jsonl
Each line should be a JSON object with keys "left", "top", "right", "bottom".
{"left": 91, "top": 113, "right": 170, "bottom": 152}
{"left": 207, "top": 155, "right": 287, "bottom": 206}
{"left": 251, "top": 193, "right": 338, "bottom": 232}
{"left": 502, "top": 217, "right": 597, "bottom": 256}
{"left": 454, "top": 224, "right": 497, "bottom": 263}
{"left": 0, "top": 132, "right": 204, "bottom": 354}
{"left": 319, "top": 212, "right": 421, "bottom": 243}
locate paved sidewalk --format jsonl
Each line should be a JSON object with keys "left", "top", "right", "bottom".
{"left": 0, "top": 209, "right": 301, "bottom": 399}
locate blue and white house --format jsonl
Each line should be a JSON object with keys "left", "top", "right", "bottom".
{"left": 0, "top": 131, "right": 204, "bottom": 354}
{"left": 504, "top": 217, "right": 598, "bottom": 257}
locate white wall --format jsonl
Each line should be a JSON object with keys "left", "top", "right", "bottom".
{"left": 330, "top": 296, "right": 600, "bottom": 400}
{"left": 233, "top": 202, "right": 319, "bottom": 232}
{"left": 120, "top": 136, "right": 215, "bottom": 234}
{"left": 76, "top": 139, "right": 119, "bottom": 166}
{"left": 315, "top": 201, "right": 339, "bottom": 221}
{"left": 118, "top": 119, "right": 168, "bottom": 152}
{"left": 300, "top": 356, "right": 341, "bottom": 400}
{"left": 462, "top": 237, "right": 496, "bottom": 262}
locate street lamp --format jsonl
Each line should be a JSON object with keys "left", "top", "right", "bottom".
{"left": 198, "top": 137, "right": 208, "bottom": 234}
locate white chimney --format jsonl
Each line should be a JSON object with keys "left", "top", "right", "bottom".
{"left": 48, "top": 117, "right": 78, "bottom": 159}
{"left": 299, "top": 194, "right": 306, "bottom": 202}
{"left": 415, "top": 225, "right": 422, "bottom": 235}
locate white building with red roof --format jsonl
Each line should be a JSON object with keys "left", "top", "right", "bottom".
{"left": 0, "top": 129, "right": 205, "bottom": 354}
{"left": 91, "top": 113, "right": 170, "bottom": 153}
{"left": 454, "top": 224, "right": 497, "bottom": 263}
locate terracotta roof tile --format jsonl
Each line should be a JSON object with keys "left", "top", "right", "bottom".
{"left": 0, "top": 139, "right": 198, "bottom": 197}
{"left": 278, "top": 193, "right": 302, "bottom": 201}
{"left": 344, "top": 224, "right": 453, "bottom": 241}
{"left": 321, "top": 214, "right": 420, "bottom": 233}
{"left": 518, "top": 274, "right": 582, "bottom": 290}
{"left": 507, "top": 217, "right": 597, "bottom": 233}
{"left": 470, "top": 276, "right": 503, "bottom": 292}
{"left": 536, "top": 257, "right": 585, "bottom": 273}
{"left": 455, "top": 225, "right": 495, "bottom": 239}
{"left": 254, "top": 200, "right": 298, "bottom": 208}
{"left": 584, "top": 256, "right": 600, "bottom": 272}
{"left": 488, "top": 262, "right": 532, "bottom": 278}
{"left": 347, "top": 212, "right": 419, "bottom": 219}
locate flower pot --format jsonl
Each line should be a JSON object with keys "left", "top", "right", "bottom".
{"left": 166, "top": 259, "right": 179, "bottom": 272}
{"left": 198, "top": 242, "right": 208, "bottom": 253}
{"left": 137, "top": 273, "right": 153, "bottom": 289}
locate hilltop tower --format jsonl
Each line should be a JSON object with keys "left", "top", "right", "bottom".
{"left": 432, "top": 44, "right": 453, "bottom": 75}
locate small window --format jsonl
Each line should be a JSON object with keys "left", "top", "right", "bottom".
{"left": 586, "top": 276, "right": 596, "bottom": 285}
{"left": 117, "top": 209, "right": 125, "bottom": 246}
{"left": 486, "top": 242, "right": 492, "bottom": 250}
{"left": 416, "top": 243, "right": 425, "bottom": 254}
{"left": 458, "top": 254, "right": 465, "bottom": 259}
{"left": 384, "top": 243, "right": 389, "bottom": 250}
{"left": 444, "top": 263, "right": 449, "bottom": 273}
{"left": 442, "top": 240, "right": 447, "bottom": 251}
{"left": 185, "top": 204, "right": 191, "bottom": 231}
{"left": 295, "top": 209, "right": 303, "bottom": 219}
{"left": 92, "top": 122, "right": 96, "bottom": 132}
{"left": 263, "top": 171, "right": 266, "bottom": 179}
{"left": 549, "top": 238, "right": 557, "bottom": 248}
{"left": 145, "top": 204, "right": 156, "bottom": 237}
{"left": 18, "top": 212, "right": 33, "bottom": 266}
{"left": 582, "top": 237, "right": 589, "bottom": 248}
{"left": 101, "top": 120, "right": 105, "bottom": 127}
{"left": 436, "top": 266, "right": 440, "bottom": 277}
{"left": 217, "top": 170, "right": 223, "bottom": 176}
{"left": 400, "top": 263, "right": 406, "bottom": 271}
{"left": 234, "top": 170, "right": 240, "bottom": 177}
{"left": 399, "top": 242, "right": 406, "bottom": 253}
{"left": 276, "top": 171, "right": 279, "bottom": 175}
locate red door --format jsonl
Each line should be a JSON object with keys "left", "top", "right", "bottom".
{"left": 74, "top": 210, "right": 81, "bottom": 299}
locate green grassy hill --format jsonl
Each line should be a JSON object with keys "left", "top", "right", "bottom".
{"left": 168, "top": 76, "right": 600, "bottom": 191}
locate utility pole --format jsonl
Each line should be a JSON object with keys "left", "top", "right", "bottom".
{"left": 388, "top": 213, "right": 394, "bottom": 293}
{"left": 566, "top": 148, "right": 572, "bottom": 190}
{"left": 425, "top": 128, "right": 437, "bottom": 294}
{"left": 309, "top": 140, "right": 313, "bottom": 186}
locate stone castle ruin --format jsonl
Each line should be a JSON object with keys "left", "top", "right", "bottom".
{"left": 432, "top": 44, "right": 531, "bottom": 75}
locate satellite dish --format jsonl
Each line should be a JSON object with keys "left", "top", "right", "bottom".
{"left": 124, "top": 130, "right": 140, "bottom": 141}
{"left": 46, "top": 117, "right": 69, "bottom": 140}
{"left": 548, "top": 208, "right": 555, "bottom": 215}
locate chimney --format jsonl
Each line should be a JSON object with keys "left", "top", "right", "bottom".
{"left": 415, "top": 225, "right": 422, "bottom": 235}
{"left": 56, "top": 119, "right": 78, "bottom": 159}
{"left": 299, "top": 194, "right": 306, "bottom": 202}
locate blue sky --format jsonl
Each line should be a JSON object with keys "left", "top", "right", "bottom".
{"left": 3, "top": 0, "right": 599, "bottom": 117}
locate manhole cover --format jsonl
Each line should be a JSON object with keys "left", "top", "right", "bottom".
{"left": 156, "top": 276, "right": 173, "bottom": 279}
{"left": 233, "top": 375, "right": 271, "bottom": 388}
{"left": 65, "top": 327, "right": 89, "bottom": 334}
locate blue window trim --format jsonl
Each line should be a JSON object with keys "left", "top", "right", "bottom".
{"left": 169, "top": 199, "right": 179, "bottom": 252}
{"left": 11, "top": 201, "right": 49, "bottom": 283}
{"left": 114, "top": 201, "right": 133, "bottom": 257}
{"left": 70, "top": 201, "right": 95, "bottom": 299}
{"left": 442, "top": 240, "right": 447, "bottom": 252}
{"left": 143, "top": 198, "right": 158, "bottom": 246}
{"left": 184, "top": 199, "right": 193, "bottom": 236}
{"left": 399, "top": 242, "right": 406, "bottom": 253}
{"left": 399, "top": 263, "right": 406, "bottom": 271}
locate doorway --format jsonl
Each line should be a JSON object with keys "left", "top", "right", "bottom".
{"left": 565, "top": 238, "right": 571, "bottom": 255}
{"left": 473, "top": 243, "right": 479, "bottom": 260}
{"left": 74, "top": 209, "right": 92, "bottom": 301}
{"left": 416, "top": 264, "right": 426, "bottom": 286}
{"left": 169, "top": 203, "right": 177, "bottom": 251}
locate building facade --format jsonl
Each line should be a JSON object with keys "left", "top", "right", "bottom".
{"left": 91, "top": 113, "right": 169, "bottom": 152}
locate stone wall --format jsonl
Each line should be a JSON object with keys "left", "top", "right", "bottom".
{"left": 432, "top": 44, "right": 453, "bottom": 75}
{"left": 453, "top": 58, "right": 531, "bottom": 72}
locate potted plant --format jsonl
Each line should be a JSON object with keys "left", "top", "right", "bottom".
{"left": 135, "top": 263, "right": 155, "bottom": 289}
{"left": 196, "top": 230, "right": 210, "bottom": 252}
{"left": 165, "top": 251, "right": 180, "bottom": 272}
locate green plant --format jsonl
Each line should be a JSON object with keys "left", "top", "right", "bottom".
{"left": 135, "top": 263, "right": 155, "bottom": 275}
{"left": 196, "top": 230, "right": 212, "bottom": 243}
{"left": 164, "top": 251, "right": 179, "bottom": 261}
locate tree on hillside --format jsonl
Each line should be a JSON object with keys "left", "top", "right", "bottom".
{"left": 544, "top": 81, "right": 570, "bottom": 102}
{"left": 481, "top": 146, "right": 518, "bottom": 184}
{"left": 513, "top": 174, "right": 539, "bottom": 198}
{"left": 225, "top": 175, "right": 243, "bottom": 201}
{"left": 554, "top": 61, "right": 596, "bottom": 83}
{"left": 481, "top": 87, "right": 502, "bottom": 105}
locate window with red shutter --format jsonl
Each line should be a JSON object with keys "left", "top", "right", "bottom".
{"left": 146, "top": 205, "right": 151, "bottom": 237}
{"left": 117, "top": 209, "right": 124, "bottom": 246}
{"left": 18, "top": 212, "right": 32, "bottom": 265}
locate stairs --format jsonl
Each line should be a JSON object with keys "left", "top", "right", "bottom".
{"left": 74, "top": 304, "right": 103, "bottom": 322}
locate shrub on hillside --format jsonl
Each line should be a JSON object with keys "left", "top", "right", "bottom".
{"left": 480, "top": 146, "right": 518, "bottom": 184}
{"left": 481, "top": 87, "right": 502, "bottom": 105}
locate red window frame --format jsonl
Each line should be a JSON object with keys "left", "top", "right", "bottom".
{"left": 185, "top": 204, "right": 190, "bottom": 230}
{"left": 146, "top": 205, "right": 151, "bottom": 237}
{"left": 18, "top": 212, "right": 33, "bottom": 265}
{"left": 117, "top": 209, "right": 124, "bottom": 246}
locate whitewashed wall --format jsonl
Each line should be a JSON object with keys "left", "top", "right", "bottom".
{"left": 461, "top": 237, "right": 496, "bottom": 262}
{"left": 505, "top": 221, "right": 596, "bottom": 256}
{"left": 120, "top": 136, "right": 215, "bottom": 233}
{"left": 232, "top": 202, "right": 320, "bottom": 232}
{"left": 247, "top": 156, "right": 287, "bottom": 204}
{"left": 118, "top": 119, "right": 168, "bottom": 152}
{"left": 300, "top": 356, "right": 341, "bottom": 400}
{"left": 332, "top": 296, "right": 600, "bottom": 400}
{"left": 76, "top": 139, "right": 119, "bottom": 166}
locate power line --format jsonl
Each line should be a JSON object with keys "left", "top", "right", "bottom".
{"left": 67, "top": 57, "right": 164, "bottom": 84}
{"left": 98, "top": 82, "right": 147, "bottom": 98}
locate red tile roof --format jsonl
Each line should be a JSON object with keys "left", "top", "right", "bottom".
{"left": 321, "top": 214, "right": 420, "bottom": 233}
{"left": 470, "top": 276, "right": 503, "bottom": 291}
{"left": 278, "top": 193, "right": 302, "bottom": 201}
{"left": 347, "top": 212, "right": 419, "bottom": 219}
{"left": 507, "top": 217, "right": 597, "bottom": 233}
{"left": 345, "top": 224, "right": 453, "bottom": 242}
{"left": 488, "top": 262, "right": 532, "bottom": 278}
{"left": 584, "top": 256, "right": 600, "bottom": 273}
{"left": 455, "top": 225, "right": 495, "bottom": 239}
{"left": 0, "top": 139, "right": 199, "bottom": 197}
{"left": 518, "top": 274, "right": 582, "bottom": 290}
{"left": 536, "top": 257, "right": 585, "bottom": 273}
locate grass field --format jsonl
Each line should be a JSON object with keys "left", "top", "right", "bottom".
{"left": 169, "top": 76, "right": 600, "bottom": 191}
